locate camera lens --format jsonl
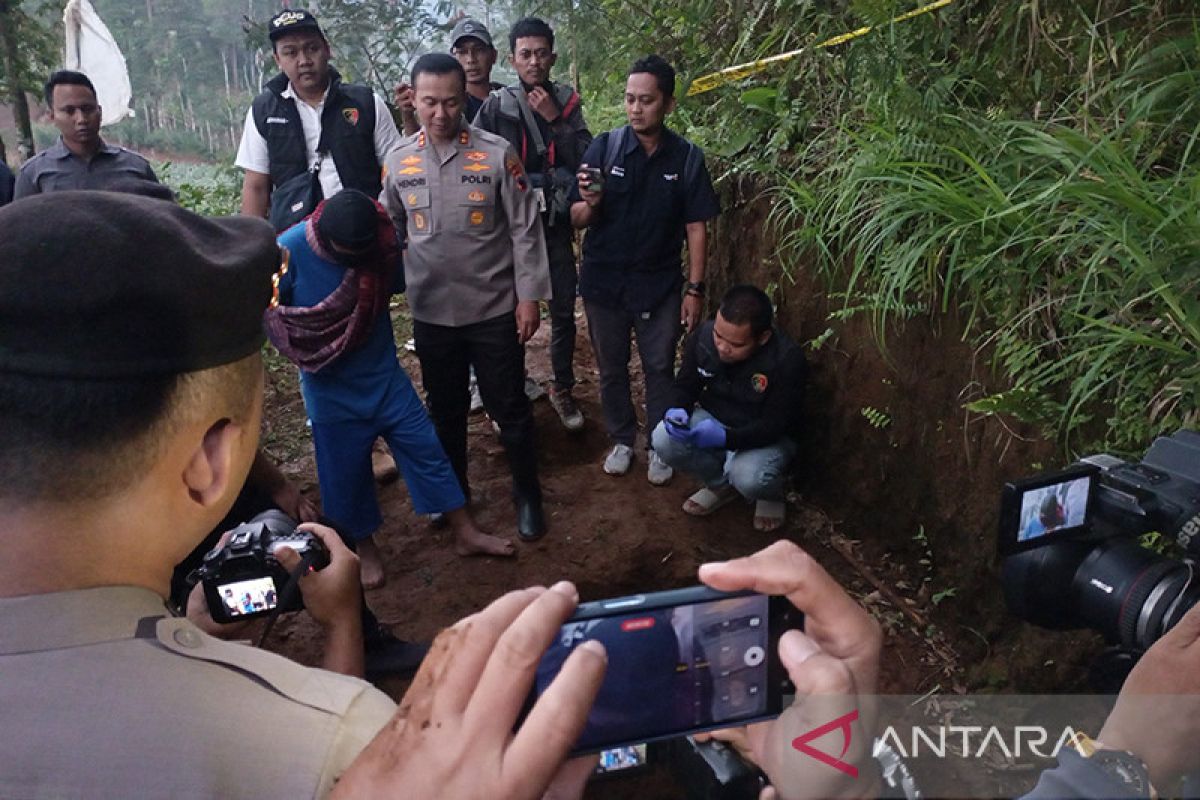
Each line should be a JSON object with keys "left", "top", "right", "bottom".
{"left": 1072, "top": 540, "right": 1200, "bottom": 650}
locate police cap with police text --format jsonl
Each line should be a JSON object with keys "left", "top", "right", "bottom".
{"left": 0, "top": 191, "right": 279, "bottom": 378}
{"left": 268, "top": 8, "right": 324, "bottom": 42}
{"left": 451, "top": 18, "right": 494, "bottom": 49}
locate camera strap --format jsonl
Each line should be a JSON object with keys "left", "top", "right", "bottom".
{"left": 256, "top": 550, "right": 322, "bottom": 649}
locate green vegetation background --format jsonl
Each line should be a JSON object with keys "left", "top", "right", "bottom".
{"left": 6, "top": 0, "right": 1196, "bottom": 457}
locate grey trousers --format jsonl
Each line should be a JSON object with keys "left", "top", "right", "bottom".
{"left": 584, "top": 293, "right": 681, "bottom": 448}
{"left": 650, "top": 409, "right": 797, "bottom": 501}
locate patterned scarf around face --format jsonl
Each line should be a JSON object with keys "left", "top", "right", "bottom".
{"left": 263, "top": 197, "right": 399, "bottom": 373}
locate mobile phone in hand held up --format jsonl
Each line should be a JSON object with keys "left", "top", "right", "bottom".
{"left": 525, "top": 586, "right": 800, "bottom": 754}
{"left": 582, "top": 166, "right": 605, "bottom": 192}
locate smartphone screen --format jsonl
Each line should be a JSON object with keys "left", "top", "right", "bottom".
{"left": 530, "top": 587, "right": 798, "bottom": 753}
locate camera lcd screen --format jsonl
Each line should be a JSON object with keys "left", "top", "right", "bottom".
{"left": 594, "top": 744, "right": 648, "bottom": 775}
{"left": 535, "top": 594, "right": 772, "bottom": 753}
{"left": 215, "top": 576, "right": 279, "bottom": 618}
{"left": 999, "top": 464, "right": 1098, "bottom": 555}
{"left": 1018, "top": 475, "right": 1090, "bottom": 541}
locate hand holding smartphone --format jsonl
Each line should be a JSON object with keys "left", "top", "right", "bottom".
{"left": 525, "top": 586, "right": 800, "bottom": 754}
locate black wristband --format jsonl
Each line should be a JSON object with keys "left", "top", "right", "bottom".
{"left": 685, "top": 280, "right": 706, "bottom": 296}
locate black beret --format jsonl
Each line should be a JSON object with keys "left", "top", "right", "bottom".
{"left": 0, "top": 191, "right": 278, "bottom": 378}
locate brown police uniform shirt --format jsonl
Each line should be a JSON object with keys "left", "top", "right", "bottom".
{"left": 381, "top": 124, "right": 550, "bottom": 327}
{"left": 0, "top": 586, "right": 396, "bottom": 799}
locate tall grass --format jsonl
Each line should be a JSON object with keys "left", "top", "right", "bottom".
{"left": 769, "top": 28, "right": 1200, "bottom": 452}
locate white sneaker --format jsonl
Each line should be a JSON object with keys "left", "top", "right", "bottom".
{"left": 647, "top": 450, "right": 674, "bottom": 486}
{"left": 603, "top": 444, "right": 634, "bottom": 476}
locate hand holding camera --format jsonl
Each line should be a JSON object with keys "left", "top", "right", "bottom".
{"left": 279, "top": 523, "right": 361, "bottom": 630}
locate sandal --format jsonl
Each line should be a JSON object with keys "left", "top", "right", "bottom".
{"left": 683, "top": 485, "right": 740, "bottom": 516}
{"left": 753, "top": 499, "right": 786, "bottom": 532}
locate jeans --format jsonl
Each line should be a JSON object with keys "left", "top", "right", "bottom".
{"left": 650, "top": 409, "right": 797, "bottom": 501}
{"left": 545, "top": 227, "right": 578, "bottom": 391}
{"left": 414, "top": 312, "right": 541, "bottom": 501}
{"left": 584, "top": 293, "right": 681, "bottom": 448}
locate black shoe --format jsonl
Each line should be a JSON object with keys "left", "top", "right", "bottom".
{"left": 364, "top": 632, "right": 429, "bottom": 679}
{"left": 515, "top": 495, "right": 547, "bottom": 542}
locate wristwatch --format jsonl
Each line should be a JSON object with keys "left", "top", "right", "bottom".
{"left": 1068, "top": 732, "right": 1157, "bottom": 798}
{"left": 684, "top": 280, "right": 706, "bottom": 297}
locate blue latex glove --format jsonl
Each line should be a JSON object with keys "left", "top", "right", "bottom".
{"left": 691, "top": 417, "right": 727, "bottom": 449}
{"left": 663, "top": 407, "right": 691, "bottom": 442}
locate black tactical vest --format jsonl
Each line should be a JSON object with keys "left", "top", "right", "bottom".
{"left": 250, "top": 69, "right": 382, "bottom": 199}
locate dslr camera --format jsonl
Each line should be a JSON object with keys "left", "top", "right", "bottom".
{"left": 196, "top": 510, "right": 329, "bottom": 624}
{"left": 999, "top": 429, "right": 1200, "bottom": 666}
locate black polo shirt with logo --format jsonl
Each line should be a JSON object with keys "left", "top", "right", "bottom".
{"left": 572, "top": 125, "right": 719, "bottom": 312}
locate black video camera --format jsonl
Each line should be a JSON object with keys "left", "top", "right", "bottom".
{"left": 196, "top": 510, "right": 329, "bottom": 624}
{"left": 999, "top": 430, "right": 1200, "bottom": 657}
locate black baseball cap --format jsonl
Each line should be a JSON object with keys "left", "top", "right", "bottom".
{"left": 268, "top": 8, "right": 324, "bottom": 42}
{"left": 450, "top": 18, "right": 494, "bottom": 49}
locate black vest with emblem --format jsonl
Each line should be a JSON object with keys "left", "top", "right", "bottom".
{"left": 251, "top": 69, "right": 381, "bottom": 198}
{"left": 693, "top": 319, "right": 801, "bottom": 432}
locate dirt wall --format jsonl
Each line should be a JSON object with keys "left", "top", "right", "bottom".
{"left": 707, "top": 176, "right": 1098, "bottom": 690}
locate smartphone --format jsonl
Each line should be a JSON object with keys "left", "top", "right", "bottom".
{"left": 582, "top": 166, "right": 605, "bottom": 192}
{"left": 527, "top": 586, "right": 799, "bottom": 754}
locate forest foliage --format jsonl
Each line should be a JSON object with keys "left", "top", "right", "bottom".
{"left": 4, "top": 0, "right": 1196, "bottom": 455}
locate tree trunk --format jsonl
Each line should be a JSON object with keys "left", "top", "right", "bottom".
{"left": 0, "top": 0, "right": 36, "bottom": 161}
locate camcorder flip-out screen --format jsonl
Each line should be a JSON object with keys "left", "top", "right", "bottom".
{"left": 527, "top": 586, "right": 799, "bottom": 755}
{"left": 998, "top": 464, "right": 1099, "bottom": 556}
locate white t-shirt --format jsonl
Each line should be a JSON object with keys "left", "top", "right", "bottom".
{"left": 235, "top": 82, "right": 403, "bottom": 199}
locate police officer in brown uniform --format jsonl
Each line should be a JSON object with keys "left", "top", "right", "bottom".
{"left": 0, "top": 192, "right": 394, "bottom": 796}
{"left": 0, "top": 190, "right": 611, "bottom": 798}
{"left": 382, "top": 53, "right": 552, "bottom": 541}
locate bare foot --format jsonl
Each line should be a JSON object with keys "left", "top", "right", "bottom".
{"left": 357, "top": 535, "right": 387, "bottom": 589}
{"left": 446, "top": 508, "right": 516, "bottom": 558}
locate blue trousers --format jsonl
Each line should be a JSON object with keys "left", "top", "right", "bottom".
{"left": 650, "top": 409, "right": 797, "bottom": 501}
{"left": 309, "top": 368, "right": 466, "bottom": 540}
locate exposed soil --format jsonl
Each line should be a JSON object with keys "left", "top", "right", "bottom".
{"left": 254, "top": 298, "right": 965, "bottom": 798}
{"left": 250, "top": 179, "right": 1103, "bottom": 796}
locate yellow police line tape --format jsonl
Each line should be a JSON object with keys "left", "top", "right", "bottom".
{"left": 687, "top": 0, "right": 957, "bottom": 96}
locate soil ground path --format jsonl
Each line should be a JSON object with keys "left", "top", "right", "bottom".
{"left": 259, "top": 301, "right": 950, "bottom": 797}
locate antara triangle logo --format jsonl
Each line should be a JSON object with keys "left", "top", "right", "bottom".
{"left": 791, "top": 709, "right": 860, "bottom": 778}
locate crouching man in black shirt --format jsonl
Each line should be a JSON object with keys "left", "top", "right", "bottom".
{"left": 651, "top": 285, "right": 807, "bottom": 532}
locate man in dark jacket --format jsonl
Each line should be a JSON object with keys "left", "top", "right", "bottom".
{"left": 650, "top": 285, "right": 807, "bottom": 532}
{"left": 235, "top": 9, "right": 402, "bottom": 231}
{"left": 235, "top": 8, "right": 404, "bottom": 495}
{"left": 475, "top": 17, "right": 592, "bottom": 432}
